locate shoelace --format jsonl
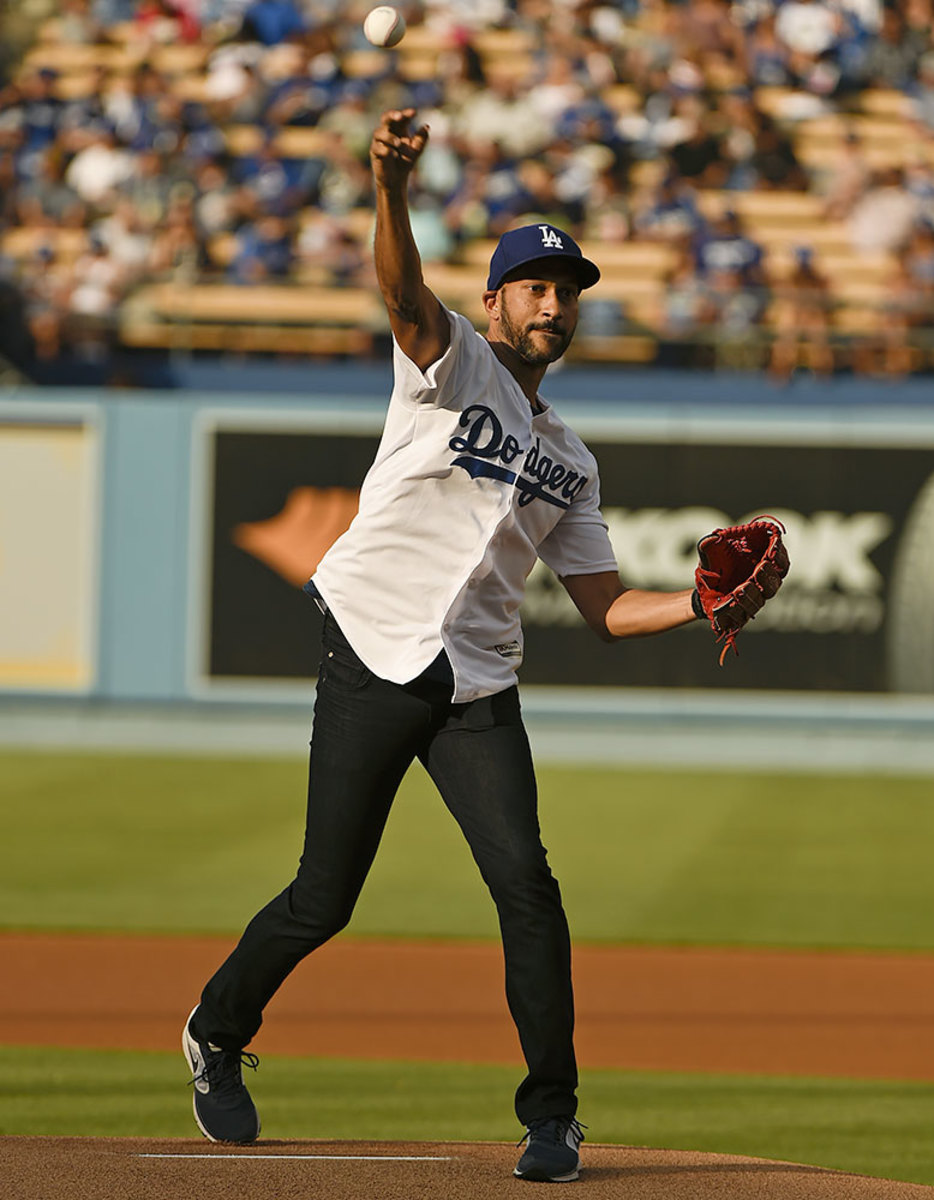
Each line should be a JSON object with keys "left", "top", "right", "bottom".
{"left": 191, "top": 1049, "right": 260, "bottom": 1096}
{"left": 518, "top": 1117, "right": 587, "bottom": 1147}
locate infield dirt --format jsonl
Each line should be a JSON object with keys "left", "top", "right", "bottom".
{"left": 4, "top": 931, "right": 934, "bottom": 1079}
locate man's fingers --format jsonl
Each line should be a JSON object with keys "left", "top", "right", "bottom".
{"left": 383, "top": 108, "right": 417, "bottom": 134}
{"left": 371, "top": 124, "right": 429, "bottom": 162}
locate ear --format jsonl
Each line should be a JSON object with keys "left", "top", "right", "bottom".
{"left": 482, "top": 288, "right": 501, "bottom": 320}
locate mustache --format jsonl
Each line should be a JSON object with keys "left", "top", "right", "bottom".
{"left": 529, "top": 322, "right": 566, "bottom": 335}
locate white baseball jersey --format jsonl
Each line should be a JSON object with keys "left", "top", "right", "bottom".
{"left": 311, "top": 305, "right": 618, "bottom": 702}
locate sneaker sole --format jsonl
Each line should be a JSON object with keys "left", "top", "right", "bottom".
{"left": 182, "top": 1005, "right": 260, "bottom": 1144}
{"left": 514, "top": 1166, "right": 580, "bottom": 1182}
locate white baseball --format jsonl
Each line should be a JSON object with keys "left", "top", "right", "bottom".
{"left": 363, "top": 5, "right": 406, "bottom": 47}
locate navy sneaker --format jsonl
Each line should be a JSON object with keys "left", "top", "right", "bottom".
{"left": 514, "top": 1116, "right": 585, "bottom": 1182}
{"left": 182, "top": 1006, "right": 261, "bottom": 1144}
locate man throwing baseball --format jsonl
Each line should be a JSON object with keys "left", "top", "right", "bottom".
{"left": 182, "top": 110, "right": 785, "bottom": 1182}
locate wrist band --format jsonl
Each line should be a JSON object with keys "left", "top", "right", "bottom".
{"left": 691, "top": 589, "right": 705, "bottom": 621}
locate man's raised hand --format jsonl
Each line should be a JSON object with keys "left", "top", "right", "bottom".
{"left": 370, "top": 109, "right": 429, "bottom": 190}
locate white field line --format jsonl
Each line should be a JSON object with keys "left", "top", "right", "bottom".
{"left": 137, "top": 1153, "right": 454, "bottom": 1161}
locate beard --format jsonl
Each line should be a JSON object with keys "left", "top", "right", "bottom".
{"left": 499, "top": 296, "right": 573, "bottom": 365}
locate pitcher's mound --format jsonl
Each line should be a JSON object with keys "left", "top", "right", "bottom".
{"left": 4, "top": 1138, "right": 932, "bottom": 1200}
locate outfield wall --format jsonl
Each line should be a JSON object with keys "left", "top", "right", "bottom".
{"left": 2, "top": 378, "right": 934, "bottom": 707}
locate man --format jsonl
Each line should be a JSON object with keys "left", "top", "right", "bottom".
{"left": 181, "top": 110, "right": 707, "bottom": 1182}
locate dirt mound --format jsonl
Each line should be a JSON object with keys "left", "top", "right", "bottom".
{"left": 5, "top": 1137, "right": 932, "bottom": 1200}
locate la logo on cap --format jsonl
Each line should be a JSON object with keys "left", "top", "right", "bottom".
{"left": 539, "top": 226, "right": 564, "bottom": 249}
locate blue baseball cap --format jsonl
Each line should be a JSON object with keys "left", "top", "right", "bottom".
{"left": 486, "top": 223, "right": 601, "bottom": 292}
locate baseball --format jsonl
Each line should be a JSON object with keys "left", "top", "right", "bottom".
{"left": 363, "top": 5, "right": 406, "bottom": 47}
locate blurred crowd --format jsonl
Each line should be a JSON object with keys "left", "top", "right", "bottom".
{"left": 2, "top": 0, "right": 934, "bottom": 377}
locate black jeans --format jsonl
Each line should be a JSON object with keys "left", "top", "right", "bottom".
{"left": 195, "top": 611, "right": 577, "bottom": 1124}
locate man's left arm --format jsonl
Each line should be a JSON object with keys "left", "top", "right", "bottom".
{"left": 561, "top": 571, "right": 696, "bottom": 643}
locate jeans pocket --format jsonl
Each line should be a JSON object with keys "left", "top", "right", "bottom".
{"left": 318, "top": 615, "right": 372, "bottom": 690}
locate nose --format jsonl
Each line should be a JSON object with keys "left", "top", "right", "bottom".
{"left": 539, "top": 285, "right": 561, "bottom": 315}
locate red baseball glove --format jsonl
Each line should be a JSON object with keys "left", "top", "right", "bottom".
{"left": 693, "top": 516, "right": 790, "bottom": 665}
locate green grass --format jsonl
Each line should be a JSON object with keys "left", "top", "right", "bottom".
{"left": 1, "top": 1046, "right": 933, "bottom": 1185}
{"left": 2, "top": 750, "right": 933, "bottom": 950}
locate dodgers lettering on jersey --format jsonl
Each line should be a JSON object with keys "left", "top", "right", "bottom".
{"left": 450, "top": 404, "right": 588, "bottom": 508}
{"left": 312, "top": 306, "right": 617, "bottom": 702}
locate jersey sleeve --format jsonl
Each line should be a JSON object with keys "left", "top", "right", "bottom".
{"left": 391, "top": 306, "right": 482, "bottom": 410}
{"left": 537, "top": 477, "right": 618, "bottom": 578}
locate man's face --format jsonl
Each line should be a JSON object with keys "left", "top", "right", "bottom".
{"left": 492, "top": 264, "right": 581, "bottom": 366}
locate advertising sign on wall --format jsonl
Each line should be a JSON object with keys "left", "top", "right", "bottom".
{"left": 196, "top": 412, "right": 934, "bottom": 695}
{"left": 0, "top": 415, "right": 100, "bottom": 691}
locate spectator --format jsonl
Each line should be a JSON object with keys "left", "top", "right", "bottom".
{"left": 659, "top": 251, "right": 708, "bottom": 341}
{"left": 818, "top": 130, "right": 871, "bottom": 220}
{"left": 106, "top": 62, "right": 168, "bottom": 150}
{"left": 68, "top": 233, "right": 128, "bottom": 358}
{"left": 774, "top": 0, "right": 848, "bottom": 95}
{"left": 118, "top": 146, "right": 177, "bottom": 230}
{"left": 667, "top": 96, "right": 730, "bottom": 187}
{"left": 0, "top": 270, "right": 36, "bottom": 376}
{"left": 457, "top": 71, "right": 551, "bottom": 159}
{"left": 676, "top": 0, "right": 746, "bottom": 62}
{"left": 64, "top": 124, "right": 135, "bottom": 209}
{"left": 718, "top": 89, "right": 765, "bottom": 190}
{"left": 407, "top": 187, "right": 454, "bottom": 263}
{"left": 264, "top": 44, "right": 341, "bottom": 128}
{"left": 235, "top": 134, "right": 296, "bottom": 214}
{"left": 693, "top": 207, "right": 768, "bottom": 290}
{"left": 14, "top": 148, "right": 87, "bottom": 229}
{"left": 133, "top": 0, "right": 201, "bottom": 44}
{"left": 317, "top": 86, "right": 375, "bottom": 162}
{"left": 553, "top": 140, "right": 629, "bottom": 225}
{"left": 529, "top": 54, "right": 585, "bottom": 126}
{"left": 633, "top": 171, "right": 704, "bottom": 242}
{"left": 313, "top": 132, "right": 372, "bottom": 214}
{"left": 774, "top": 0, "right": 842, "bottom": 61}
{"left": 745, "top": 112, "right": 808, "bottom": 191}
{"left": 908, "top": 52, "right": 934, "bottom": 132}
{"left": 20, "top": 243, "right": 72, "bottom": 361}
{"left": 148, "top": 190, "right": 204, "bottom": 278}
{"left": 17, "top": 69, "right": 63, "bottom": 154}
{"left": 94, "top": 196, "right": 154, "bottom": 277}
{"left": 60, "top": 66, "right": 113, "bottom": 146}
{"left": 229, "top": 211, "right": 294, "bottom": 282}
{"left": 769, "top": 245, "right": 835, "bottom": 379}
{"left": 240, "top": 0, "right": 306, "bottom": 46}
{"left": 203, "top": 29, "right": 266, "bottom": 105}
{"left": 745, "top": 15, "right": 797, "bottom": 88}
{"left": 902, "top": 154, "right": 934, "bottom": 224}
{"left": 904, "top": 218, "right": 934, "bottom": 300}
{"left": 858, "top": 5, "right": 926, "bottom": 90}
{"left": 848, "top": 167, "right": 923, "bottom": 254}
{"left": 581, "top": 157, "right": 631, "bottom": 243}
{"left": 49, "top": 0, "right": 105, "bottom": 44}
{"left": 0, "top": 148, "right": 21, "bottom": 226}
{"left": 398, "top": 108, "right": 463, "bottom": 199}
{"left": 193, "top": 158, "right": 240, "bottom": 239}
{"left": 854, "top": 257, "right": 926, "bottom": 376}
{"left": 296, "top": 211, "right": 369, "bottom": 286}
{"left": 697, "top": 265, "right": 768, "bottom": 366}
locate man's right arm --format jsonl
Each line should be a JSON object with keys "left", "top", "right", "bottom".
{"left": 370, "top": 108, "right": 450, "bottom": 370}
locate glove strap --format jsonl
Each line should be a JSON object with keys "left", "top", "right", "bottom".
{"left": 690, "top": 588, "right": 705, "bottom": 621}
